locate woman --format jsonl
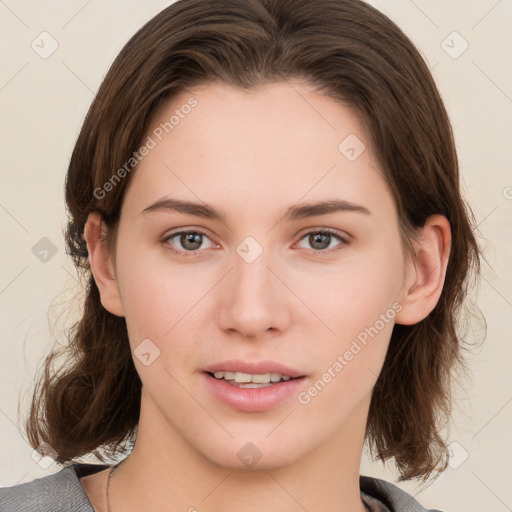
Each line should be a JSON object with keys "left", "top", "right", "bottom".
{"left": 0, "top": 0, "right": 481, "bottom": 510}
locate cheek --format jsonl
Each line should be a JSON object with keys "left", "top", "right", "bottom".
{"left": 294, "top": 243, "right": 404, "bottom": 341}
{"left": 114, "top": 245, "right": 215, "bottom": 381}
{"left": 294, "top": 243, "right": 403, "bottom": 395}
{"left": 297, "top": 289, "right": 397, "bottom": 420}
{"left": 115, "top": 242, "right": 196, "bottom": 333}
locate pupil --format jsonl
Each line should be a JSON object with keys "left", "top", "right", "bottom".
{"left": 182, "top": 232, "right": 202, "bottom": 250}
{"left": 310, "top": 233, "right": 330, "bottom": 250}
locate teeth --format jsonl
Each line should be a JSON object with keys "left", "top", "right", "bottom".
{"left": 211, "top": 371, "right": 293, "bottom": 383}
{"left": 238, "top": 382, "right": 273, "bottom": 388}
{"left": 235, "top": 372, "right": 253, "bottom": 383}
{"left": 250, "top": 373, "right": 271, "bottom": 383}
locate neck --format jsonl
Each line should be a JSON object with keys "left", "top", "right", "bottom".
{"left": 106, "top": 393, "right": 371, "bottom": 512}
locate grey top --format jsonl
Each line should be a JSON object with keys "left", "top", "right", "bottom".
{"left": 0, "top": 463, "right": 444, "bottom": 511}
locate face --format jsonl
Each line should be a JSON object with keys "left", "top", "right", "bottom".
{"left": 105, "top": 80, "right": 411, "bottom": 470}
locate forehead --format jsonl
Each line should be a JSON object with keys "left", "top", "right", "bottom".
{"left": 121, "top": 80, "right": 395, "bottom": 223}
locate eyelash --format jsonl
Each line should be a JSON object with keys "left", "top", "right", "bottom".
{"left": 162, "top": 228, "right": 349, "bottom": 257}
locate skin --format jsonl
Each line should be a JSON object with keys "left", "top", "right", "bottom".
{"left": 81, "top": 80, "right": 451, "bottom": 512}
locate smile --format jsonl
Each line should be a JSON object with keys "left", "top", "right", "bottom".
{"left": 209, "top": 371, "right": 295, "bottom": 388}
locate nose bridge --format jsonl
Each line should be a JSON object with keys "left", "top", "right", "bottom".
{"left": 232, "top": 238, "right": 275, "bottom": 308}
{"left": 217, "top": 236, "right": 287, "bottom": 336}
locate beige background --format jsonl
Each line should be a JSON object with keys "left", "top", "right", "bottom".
{"left": 0, "top": 0, "right": 511, "bottom": 510}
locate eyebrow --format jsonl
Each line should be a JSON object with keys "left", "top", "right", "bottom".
{"left": 140, "top": 197, "right": 371, "bottom": 223}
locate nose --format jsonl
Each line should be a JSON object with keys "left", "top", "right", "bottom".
{"left": 216, "top": 244, "right": 291, "bottom": 340}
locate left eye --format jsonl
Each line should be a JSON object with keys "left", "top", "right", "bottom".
{"left": 296, "top": 230, "right": 347, "bottom": 252}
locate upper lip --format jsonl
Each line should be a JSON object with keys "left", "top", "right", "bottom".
{"left": 203, "top": 359, "right": 305, "bottom": 378}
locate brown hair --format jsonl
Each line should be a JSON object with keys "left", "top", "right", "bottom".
{"left": 24, "top": 0, "right": 482, "bottom": 483}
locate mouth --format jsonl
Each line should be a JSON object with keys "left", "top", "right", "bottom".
{"left": 201, "top": 360, "right": 307, "bottom": 411}
{"left": 205, "top": 370, "right": 304, "bottom": 388}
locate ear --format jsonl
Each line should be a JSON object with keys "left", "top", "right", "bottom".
{"left": 83, "top": 212, "right": 125, "bottom": 317}
{"left": 395, "top": 214, "right": 451, "bottom": 325}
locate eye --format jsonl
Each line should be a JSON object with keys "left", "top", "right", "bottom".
{"left": 296, "top": 229, "right": 348, "bottom": 253}
{"left": 163, "top": 230, "right": 215, "bottom": 255}
{"left": 162, "top": 228, "right": 349, "bottom": 257}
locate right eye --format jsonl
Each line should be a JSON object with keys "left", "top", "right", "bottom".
{"left": 162, "top": 230, "right": 216, "bottom": 256}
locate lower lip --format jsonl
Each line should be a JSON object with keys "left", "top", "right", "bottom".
{"left": 202, "top": 373, "right": 306, "bottom": 412}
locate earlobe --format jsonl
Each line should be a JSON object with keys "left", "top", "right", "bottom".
{"left": 83, "top": 212, "right": 125, "bottom": 317}
{"left": 395, "top": 214, "right": 451, "bottom": 326}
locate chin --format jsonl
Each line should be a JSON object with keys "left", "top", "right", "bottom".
{"left": 204, "top": 447, "right": 300, "bottom": 472}
{"left": 185, "top": 430, "right": 304, "bottom": 471}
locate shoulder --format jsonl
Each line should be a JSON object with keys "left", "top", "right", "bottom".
{"left": 360, "top": 475, "right": 445, "bottom": 512}
{"left": 0, "top": 463, "right": 109, "bottom": 512}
